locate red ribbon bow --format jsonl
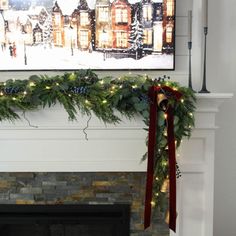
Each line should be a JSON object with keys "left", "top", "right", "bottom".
{"left": 144, "top": 85, "right": 182, "bottom": 232}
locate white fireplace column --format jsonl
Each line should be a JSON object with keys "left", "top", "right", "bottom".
{"left": 0, "top": 93, "right": 232, "bottom": 236}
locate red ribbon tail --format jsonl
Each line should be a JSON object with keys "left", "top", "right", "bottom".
{"left": 167, "top": 106, "right": 177, "bottom": 232}
{"left": 144, "top": 86, "right": 157, "bottom": 229}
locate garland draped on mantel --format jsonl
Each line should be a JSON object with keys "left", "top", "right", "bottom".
{"left": 0, "top": 69, "right": 196, "bottom": 229}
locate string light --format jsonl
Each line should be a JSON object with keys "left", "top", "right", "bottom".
{"left": 181, "top": 99, "right": 184, "bottom": 103}
{"left": 155, "top": 177, "right": 159, "bottom": 181}
{"left": 102, "top": 99, "right": 107, "bottom": 104}
{"left": 68, "top": 94, "right": 72, "bottom": 97}
{"left": 29, "top": 82, "right": 35, "bottom": 87}
{"left": 56, "top": 83, "right": 60, "bottom": 86}
{"left": 45, "top": 86, "right": 51, "bottom": 90}
{"left": 99, "top": 80, "right": 104, "bottom": 85}
{"left": 0, "top": 92, "right": 4, "bottom": 96}
{"left": 189, "top": 112, "right": 193, "bottom": 117}
{"left": 23, "top": 91, "right": 27, "bottom": 95}
{"left": 155, "top": 193, "right": 159, "bottom": 196}
{"left": 3, "top": 82, "right": 6, "bottom": 86}
{"left": 162, "top": 161, "right": 168, "bottom": 166}
{"left": 12, "top": 97, "right": 17, "bottom": 101}
{"left": 85, "top": 99, "right": 90, "bottom": 104}
{"left": 151, "top": 201, "right": 156, "bottom": 207}
{"left": 164, "top": 113, "right": 168, "bottom": 119}
{"left": 132, "top": 85, "right": 137, "bottom": 89}
{"left": 119, "top": 85, "right": 123, "bottom": 88}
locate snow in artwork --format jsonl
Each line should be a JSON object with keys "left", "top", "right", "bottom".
{"left": 0, "top": 0, "right": 175, "bottom": 70}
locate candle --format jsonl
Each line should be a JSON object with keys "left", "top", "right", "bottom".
{"left": 203, "top": 0, "right": 208, "bottom": 27}
{"left": 188, "top": 10, "right": 192, "bottom": 42}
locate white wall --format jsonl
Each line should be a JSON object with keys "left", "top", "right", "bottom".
{"left": 208, "top": 0, "right": 236, "bottom": 236}
{"left": 0, "top": 0, "right": 235, "bottom": 235}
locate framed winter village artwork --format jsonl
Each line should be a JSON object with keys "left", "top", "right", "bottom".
{"left": 0, "top": 0, "right": 175, "bottom": 70}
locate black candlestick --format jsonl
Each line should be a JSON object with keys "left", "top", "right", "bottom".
{"left": 188, "top": 41, "right": 195, "bottom": 92}
{"left": 199, "top": 27, "right": 210, "bottom": 93}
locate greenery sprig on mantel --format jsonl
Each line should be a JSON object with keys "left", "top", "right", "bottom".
{"left": 0, "top": 69, "right": 196, "bottom": 214}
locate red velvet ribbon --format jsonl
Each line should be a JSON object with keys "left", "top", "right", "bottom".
{"left": 144, "top": 85, "right": 182, "bottom": 232}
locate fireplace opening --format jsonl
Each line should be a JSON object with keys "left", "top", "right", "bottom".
{"left": 0, "top": 204, "right": 130, "bottom": 236}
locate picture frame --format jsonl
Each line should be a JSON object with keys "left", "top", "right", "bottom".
{"left": 0, "top": 0, "right": 175, "bottom": 71}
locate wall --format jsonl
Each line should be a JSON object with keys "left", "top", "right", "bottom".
{"left": 208, "top": 0, "right": 236, "bottom": 236}
{"left": 0, "top": 0, "right": 235, "bottom": 236}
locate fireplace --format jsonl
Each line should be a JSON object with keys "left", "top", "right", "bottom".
{"left": 0, "top": 204, "right": 130, "bottom": 236}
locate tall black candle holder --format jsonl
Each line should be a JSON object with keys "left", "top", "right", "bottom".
{"left": 199, "top": 27, "right": 210, "bottom": 93}
{"left": 188, "top": 41, "right": 195, "bottom": 92}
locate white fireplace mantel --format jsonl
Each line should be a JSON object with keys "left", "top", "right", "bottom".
{"left": 0, "top": 93, "right": 233, "bottom": 236}
{"left": 0, "top": 93, "right": 232, "bottom": 172}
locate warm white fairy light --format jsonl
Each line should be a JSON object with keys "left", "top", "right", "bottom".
{"left": 0, "top": 92, "right": 4, "bottom": 96}
{"left": 151, "top": 201, "right": 156, "bottom": 207}
{"left": 45, "top": 86, "right": 51, "bottom": 90}
{"left": 68, "top": 94, "right": 72, "bottom": 97}
{"left": 181, "top": 99, "right": 184, "bottom": 103}
{"left": 164, "top": 113, "right": 168, "bottom": 119}
{"left": 56, "top": 83, "right": 60, "bottom": 86}
{"left": 155, "top": 192, "right": 159, "bottom": 196}
{"left": 99, "top": 80, "right": 104, "bottom": 85}
{"left": 102, "top": 99, "right": 107, "bottom": 104}
{"left": 119, "top": 85, "right": 123, "bottom": 88}
{"left": 132, "top": 85, "right": 137, "bottom": 89}
{"left": 29, "top": 82, "right": 35, "bottom": 87}
{"left": 85, "top": 99, "right": 90, "bottom": 104}
{"left": 12, "top": 97, "right": 17, "bottom": 101}
{"left": 155, "top": 177, "right": 159, "bottom": 181}
{"left": 23, "top": 91, "right": 27, "bottom": 95}
{"left": 189, "top": 112, "right": 193, "bottom": 117}
{"left": 3, "top": 82, "right": 6, "bottom": 86}
{"left": 162, "top": 161, "right": 168, "bottom": 166}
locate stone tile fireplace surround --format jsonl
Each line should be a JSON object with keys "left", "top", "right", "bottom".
{"left": 0, "top": 93, "right": 232, "bottom": 236}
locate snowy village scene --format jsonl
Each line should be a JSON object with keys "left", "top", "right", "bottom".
{"left": 0, "top": 0, "right": 175, "bottom": 70}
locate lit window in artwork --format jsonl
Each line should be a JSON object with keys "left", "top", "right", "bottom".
{"left": 99, "top": 30, "right": 109, "bottom": 47}
{"left": 166, "top": 25, "right": 173, "bottom": 43}
{"left": 116, "top": 31, "right": 127, "bottom": 47}
{"left": 143, "top": 5, "right": 152, "bottom": 21}
{"left": 98, "top": 7, "right": 109, "bottom": 22}
{"left": 166, "top": 0, "right": 174, "bottom": 16}
{"left": 143, "top": 29, "right": 152, "bottom": 45}
{"left": 35, "top": 32, "right": 42, "bottom": 43}
{"left": 153, "top": 22, "right": 163, "bottom": 52}
{"left": 54, "top": 13, "right": 61, "bottom": 25}
{"left": 80, "top": 30, "right": 89, "bottom": 47}
{"left": 56, "top": 31, "right": 62, "bottom": 45}
{"left": 115, "top": 8, "right": 128, "bottom": 23}
{"left": 80, "top": 12, "right": 89, "bottom": 26}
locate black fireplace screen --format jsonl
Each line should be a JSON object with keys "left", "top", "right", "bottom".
{"left": 0, "top": 204, "right": 130, "bottom": 236}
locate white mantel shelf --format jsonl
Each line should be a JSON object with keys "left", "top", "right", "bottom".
{"left": 0, "top": 93, "right": 233, "bottom": 236}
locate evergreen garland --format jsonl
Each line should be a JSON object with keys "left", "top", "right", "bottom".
{"left": 0, "top": 69, "right": 196, "bottom": 213}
